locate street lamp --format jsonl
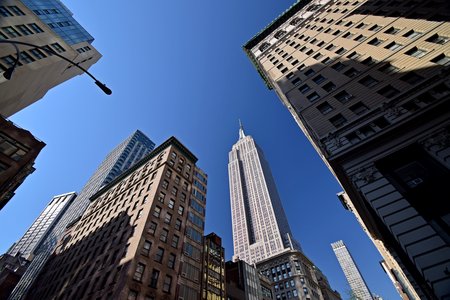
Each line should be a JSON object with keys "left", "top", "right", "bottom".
{"left": 0, "top": 40, "right": 112, "bottom": 95}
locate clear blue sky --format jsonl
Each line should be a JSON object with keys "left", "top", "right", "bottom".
{"left": 0, "top": 1, "right": 399, "bottom": 298}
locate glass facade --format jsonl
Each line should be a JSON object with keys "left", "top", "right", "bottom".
{"left": 20, "top": 0, "right": 94, "bottom": 45}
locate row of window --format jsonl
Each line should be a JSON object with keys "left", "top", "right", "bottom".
{"left": 33, "top": 8, "right": 60, "bottom": 15}
{"left": 1, "top": 23, "right": 44, "bottom": 39}
{"left": 0, "top": 5, "right": 25, "bottom": 17}
{"left": 133, "top": 262, "right": 173, "bottom": 293}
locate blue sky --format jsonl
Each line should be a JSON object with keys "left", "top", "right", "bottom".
{"left": 0, "top": 1, "right": 399, "bottom": 298}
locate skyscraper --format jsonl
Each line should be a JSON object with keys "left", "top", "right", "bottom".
{"left": 9, "top": 130, "right": 155, "bottom": 299}
{"left": 0, "top": 0, "right": 102, "bottom": 116}
{"left": 244, "top": 0, "right": 450, "bottom": 298}
{"left": 26, "top": 136, "right": 208, "bottom": 300}
{"left": 331, "top": 240, "right": 373, "bottom": 300}
{"left": 228, "top": 122, "right": 299, "bottom": 264}
{"left": 7, "top": 192, "right": 77, "bottom": 260}
{"left": 201, "top": 233, "right": 226, "bottom": 300}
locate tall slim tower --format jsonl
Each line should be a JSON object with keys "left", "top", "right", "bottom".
{"left": 7, "top": 192, "right": 77, "bottom": 260}
{"left": 331, "top": 240, "right": 373, "bottom": 300}
{"left": 9, "top": 130, "right": 155, "bottom": 299}
{"left": 228, "top": 122, "right": 299, "bottom": 264}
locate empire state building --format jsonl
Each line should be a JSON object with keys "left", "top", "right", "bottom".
{"left": 228, "top": 122, "right": 300, "bottom": 264}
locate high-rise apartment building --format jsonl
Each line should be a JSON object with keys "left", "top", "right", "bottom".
{"left": 244, "top": 0, "right": 450, "bottom": 298}
{"left": 9, "top": 130, "right": 155, "bottom": 299}
{"left": 0, "top": 0, "right": 101, "bottom": 116}
{"left": 0, "top": 116, "right": 45, "bottom": 209}
{"left": 201, "top": 232, "right": 226, "bottom": 300}
{"left": 228, "top": 123, "right": 300, "bottom": 264}
{"left": 7, "top": 192, "right": 77, "bottom": 260}
{"left": 331, "top": 240, "right": 373, "bottom": 300}
{"left": 25, "top": 136, "right": 208, "bottom": 300}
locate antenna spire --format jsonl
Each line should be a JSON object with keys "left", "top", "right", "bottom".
{"left": 239, "top": 119, "right": 246, "bottom": 139}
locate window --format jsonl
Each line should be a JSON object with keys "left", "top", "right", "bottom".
{"left": 128, "top": 290, "right": 138, "bottom": 300}
{"left": 171, "top": 187, "right": 178, "bottom": 196}
{"left": 400, "top": 72, "right": 424, "bottom": 85}
{"left": 368, "top": 38, "right": 383, "bottom": 46}
{"left": 426, "top": 34, "right": 449, "bottom": 45}
{"left": 164, "top": 212, "right": 172, "bottom": 224}
{"left": 347, "top": 51, "right": 360, "bottom": 59}
{"left": 163, "top": 275, "right": 172, "bottom": 293}
{"left": 326, "top": 44, "right": 336, "bottom": 51}
{"left": 172, "top": 234, "right": 180, "bottom": 248}
{"left": 361, "top": 56, "right": 377, "bottom": 66}
{"left": 142, "top": 240, "right": 152, "bottom": 256}
{"left": 329, "top": 114, "right": 347, "bottom": 128}
{"left": 163, "top": 252, "right": 175, "bottom": 271}
{"left": 321, "top": 57, "right": 332, "bottom": 65}
{"left": 158, "top": 192, "right": 165, "bottom": 203}
{"left": 148, "top": 222, "right": 157, "bottom": 235}
{"left": 298, "top": 84, "right": 311, "bottom": 94}
{"left": 377, "top": 85, "right": 400, "bottom": 98}
{"left": 307, "top": 92, "right": 320, "bottom": 102}
{"left": 155, "top": 247, "right": 164, "bottom": 263}
{"left": 369, "top": 24, "right": 382, "bottom": 31}
{"left": 385, "top": 42, "right": 403, "bottom": 51}
{"left": 30, "top": 48, "right": 46, "bottom": 59}
{"left": 186, "top": 226, "right": 202, "bottom": 243}
{"left": 160, "top": 229, "right": 169, "bottom": 242}
{"left": 431, "top": 54, "right": 450, "bottom": 66}
{"left": 177, "top": 205, "right": 184, "bottom": 216}
{"left": 16, "top": 25, "right": 32, "bottom": 35}
{"left": 317, "top": 102, "right": 333, "bottom": 114}
{"left": 359, "top": 75, "right": 379, "bottom": 87}
{"left": 354, "top": 34, "right": 367, "bottom": 42}
{"left": 378, "top": 63, "right": 399, "bottom": 74}
{"left": 133, "top": 263, "right": 145, "bottom": 281}
{"left": 331, "top": 62, "right": 346, "bottom": 71}
{"left": 403, "top": 30, "right": 422, "bottom": 39}
{"left": 19, "top": 52, "right": 35, "bottom": 64}
{"left": 168, "top": 198, "right": 175, "bottom": 209}
{"left": 51, "top": 43, "right": 65, "bottom": 53}
{"left": 304, "top": 69, "right": 315, "bottom": 77}
{"left": 310, "top": 74, "right": 325, "bottom": 84}
{"left": 8, "top": 6, "right": 25, "bottom": 16}
{"left": 334, "top": 90, "right": 353, "bottom": 103}
{"left": 162, "top": 180, "right": 169, "bottom": 189}
{"left": 2, "top": 26, "right": 21, "bottom": 38}
{"left": 153, "top": 206, "right": 161, "bottom": 218}
{"left": 349, "top": 102, "right": 369, "bottom": 115}
{"left": 405, "top": 47, "right": 427, "bottom": 58}
{"left": 0, "top": 6, "right": 13, "bottom": 17}
{"left": 322, "top": 81, "right": 336, "bottom": 92}
{"left": 335, "top": 47, "right": 347, "bottom": 54}
{"left": 175, "top": 219, "right": 182, "bottom": 231}
{"left": 313, "top": 53, "right": 323, "bottom": 60}
{"left": 149, "top": 269, "right": 160, "bottom": 288}
{"left": 291, "top": 77, "right": 301, "bottom": 86}
{"left": 385, "top": 27, "right": 400, "bottom": 34}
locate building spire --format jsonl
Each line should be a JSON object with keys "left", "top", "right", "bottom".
{"left": 239, "top": 119, "right": 246, "bottom": 139}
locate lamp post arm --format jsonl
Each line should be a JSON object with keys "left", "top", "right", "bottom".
{"left": 0, "top": 40, "right": 111, "bottom": 95}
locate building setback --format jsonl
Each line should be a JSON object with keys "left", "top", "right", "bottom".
{"left": 201, "top": 233, "right": 226, "bottom": 300}
{"left": 7, "top": 192, "right": 77, "bottom": 260}
{"left": 228, "top": 123, "right": 300, "bottom": 265}
{"left": 9, "top": 130, "right": 155, "bottom": 299}
{"left": 26, "top": 137, "right": 208, "bottom": 300}
{"left": 244, "top": 0, "right": 450, "bottom": 298}
{"left": 331, "top": 240, "right": 373, "bottom": 300}
{"left": 0, "top": 116, "right": 45, "bottom": 210}
{"left": 0, "top": 0, "right": 101, "bottom": 117}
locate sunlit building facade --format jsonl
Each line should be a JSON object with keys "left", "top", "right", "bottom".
{"left": 26, "top": 137, "right": 208, "bottom": 300}
{"left": 9, "top": 130, "right": 155, "bottom": 299}
{"left": 0, "top": 0, "right": 101, "bottom": 116}
{"left": 244, "top": 0, "right": 450, "bottom": 298}
{"left": 201, "top": 233, "right": 226, "bottom": 300}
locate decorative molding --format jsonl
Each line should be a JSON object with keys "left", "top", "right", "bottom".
{"left": 352, "top": 166, "right": 378, "bottom": 184}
